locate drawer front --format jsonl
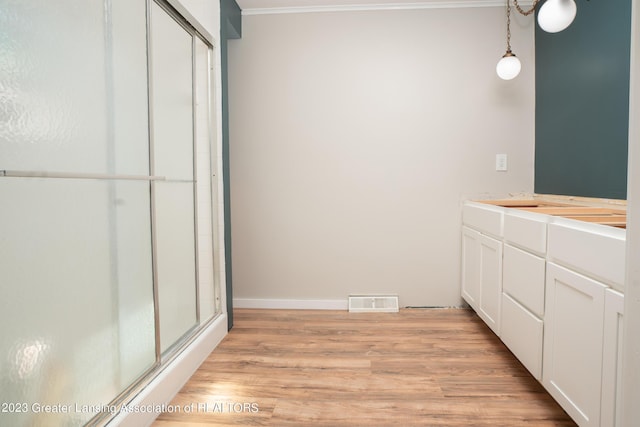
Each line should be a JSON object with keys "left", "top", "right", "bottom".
{"left": 548, "top": 222, "right": 626, "bottom": 288}
{"left": 503, "top": 244, "right": 545, "bottom": 317}
{"left": 501, "top": 293, "right": 543, "bottom": 380}
{"left": 462, "top": 203, "right": 503, "bottom": 238}
{"left": 504, "top": 212, "right": 547, "bottom": 255}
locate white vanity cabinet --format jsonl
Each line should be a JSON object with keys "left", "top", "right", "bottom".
{"left": 460, "top": 199, "right": 627, "bottom": 427}
{"left": 543, "top": 219, "right": 626, "bottom": 427}
{"left": 461, "top": 202, "right": 504, "bottom": 335}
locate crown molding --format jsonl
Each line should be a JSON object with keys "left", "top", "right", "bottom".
{"left": 241, "top": 0, "right": 535, "bottom": 16}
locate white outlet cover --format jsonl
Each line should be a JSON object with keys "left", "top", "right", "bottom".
{"left": 496, "top": 154, "right": 508, "bottom": 171}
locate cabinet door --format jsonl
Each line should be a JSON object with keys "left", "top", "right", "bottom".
{"left": 543, "top": 263, "right": 607, "bottom": 427}
{"left": 461, "top": 226, "right": 481, "bottom": 311}
{"left": 601, "top": 289, "right": 624, "bottom": 427}
{"left": 478, "top": 234, "right": 503, "bottom": 335}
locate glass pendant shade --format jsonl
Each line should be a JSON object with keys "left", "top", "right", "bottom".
{"left": 496, "top": 53, "right": 521, "bottom": 80}
{"left": 537, "top": 0, "right": 577, "bottom": 33}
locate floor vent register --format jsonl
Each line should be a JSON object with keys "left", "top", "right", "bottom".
{"left": 348, "top": 294, "right": 399, "bottom": 313}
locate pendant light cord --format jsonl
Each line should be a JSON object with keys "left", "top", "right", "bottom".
{"left": 506, "top": 0, "right": 513, "bottom": 53}
{"left": 512, "top": 0, "right": 542, "bottom": 16}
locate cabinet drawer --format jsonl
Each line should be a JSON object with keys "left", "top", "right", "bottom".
{"left": 463, "top": 202, "right": 503, "bottom": 238}
{"left": 504, "top": 211, "right": 547, "bottom": 255}
{"left": 548, "top": 221, "right": 626, "bottom": 288}
{"left": 501, "top": 293, "right": 543, "bottom": 380}
{"left": 503, "top": 244, "right": 545, "bottom": 318}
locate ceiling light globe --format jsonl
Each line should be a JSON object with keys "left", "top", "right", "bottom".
{"left": 537, "top": 0, "right": 577, "bottom": 33}
{"left": 496, "top": 54, "right": 521, "bottom": 80}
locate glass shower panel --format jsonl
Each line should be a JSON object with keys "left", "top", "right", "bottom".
{"left": 110, "top": 0, "right": 153, "bottom": 176}
{"left": 150, "top": 1, "right": 198, "bottom": 353}
{"left": 154, "top": 181, "right": 198, "bottom": 353}
{"left": 0, "top": 178, "right": 156, "bottom": 427}
{"left": 0, "top": 0, "right": 150, "bottom": 176}
{"left": 150, "top": 2, "right": 194, "bottom": 182}
{"left": 194, "top": 36, "right": 217, "bottom": 322}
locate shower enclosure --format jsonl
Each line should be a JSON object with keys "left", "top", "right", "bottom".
{"left": 0, "top": 1, "right": 222, "bottom": 425}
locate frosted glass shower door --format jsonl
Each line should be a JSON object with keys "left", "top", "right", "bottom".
{"left": 0, "top": 1, "right": 155, "bottom": 426}
{"left": 0, "top": 180, "right": 156, "bottom": 425}
{"left": 150, "top": 1, "right": 198, "bottom": 354}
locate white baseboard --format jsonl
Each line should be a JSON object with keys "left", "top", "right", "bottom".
{"left": 107, "top": 313, "right": 228, "bottom": 427}
{"left": 234, "top": 298, "right": 348, "bottom": 310}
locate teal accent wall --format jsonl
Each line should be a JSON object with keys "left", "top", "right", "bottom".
{"left": 221, "top": 0, "right": 241, "bottom": 329}
{"left": 535, "top": 0, "right": 632, "bottom": 199}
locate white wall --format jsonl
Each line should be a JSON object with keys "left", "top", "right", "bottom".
{"left": 622, "top": 0, "right": 640, "bottom": 423}
{"left": 228, "top": 6, "right": 535, "bottom": 307}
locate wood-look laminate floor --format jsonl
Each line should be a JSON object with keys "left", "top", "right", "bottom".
{"left": 153, "top": 308, "right": 577, "bottom": 426}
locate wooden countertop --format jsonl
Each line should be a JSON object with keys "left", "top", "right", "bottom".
{"left": 476, "top": 198, "right": 627, "bottom": 228}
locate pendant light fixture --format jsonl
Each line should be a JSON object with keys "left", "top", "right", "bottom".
{"left": 512, "top": 0, "right": 577, "bottom": 33}
{"left": 497, "top": 0, "right": 578, "bottom": 80}
{"left": 537, "top": 0, "right": 578, "bottom": 33}
{"left": 497, "top": 0, "right": 521, "bottom": 80}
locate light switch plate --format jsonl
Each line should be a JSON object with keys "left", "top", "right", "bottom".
{"left": 496, "top": 154, "right": 508, "bottom": 171}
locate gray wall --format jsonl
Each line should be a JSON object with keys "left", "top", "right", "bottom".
{"left": 535, "top": 0, "right": 632, "bottom": 199}
{"left": 221, "top": 0, "right": 241, "bottom": 328}
{"left": 228, "top": 6, "right": 535, "bottom": 307}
